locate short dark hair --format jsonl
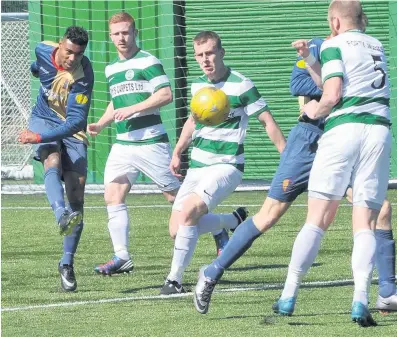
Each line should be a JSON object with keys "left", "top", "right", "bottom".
{"left": 193, "top": 31, "right": 222, "bottom": 49}
{"left": 63, "top": 26, "right": 89, "bottom": 46}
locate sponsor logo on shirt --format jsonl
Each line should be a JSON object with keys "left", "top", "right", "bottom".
{"left": 109, "top": 82, "right": 144, "bottom": 97}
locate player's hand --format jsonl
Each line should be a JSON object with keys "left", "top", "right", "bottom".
{"left": 301, "top": 100, "right": 319, "bottom": 119}
{"left": 18, "top": 129, "right": 41, "bottom": 144}
{"left": 169, "top": 155, "right": 183, "bottom": 179}
{"left": 87, "top": 123, "right": 102, "bottom": 137}
{"left": 291, "top": 39, "right": 310, "bottom": 58}
{"left": 114, "top": 107, "right": 136, "bottom": 121}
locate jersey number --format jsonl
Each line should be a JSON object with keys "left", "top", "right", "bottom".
{"left": 371, "top": 55, "right": 386, "bottom": 89}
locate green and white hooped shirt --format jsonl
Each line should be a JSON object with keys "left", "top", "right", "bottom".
{"left": 320, "top": 30, "right": 390, "bottom": 132}
{"left": 105, "top": 49, "right": 171, "bottom": 145}
{"left": 190, "top": 68, "right": 269, "bottom": 172}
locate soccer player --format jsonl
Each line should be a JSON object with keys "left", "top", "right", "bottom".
{"left": 160, "top": 31, "right": 286, "bottom": 295}
{"left": 18, "top": 26, "right": 94, "bottom": 292}
{"left": 87, "top": 12, "right": 179, "bottom": 275}
{"left": 272, "top": 0, "right": 391, "bottom": 326}
{"left": 194, "top": 8, "right": 396, "bottom": 318}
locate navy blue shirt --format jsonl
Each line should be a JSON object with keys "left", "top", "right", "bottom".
{"left": 31, "top": 41, "right": 94, "bottom": 143}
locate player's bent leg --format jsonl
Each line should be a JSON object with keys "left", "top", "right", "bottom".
{"left": 197, "top": 207, "right": 249, "bottom": 256}
{"left": 161, "top": 193, "right": 208, "bottom": 295}
{"left": 169, "top": 210, "right": 180, "bottom": 239}
{"left": 95, "top": 176, "right": 134, "bottom": 276}
{"left": 195, "top": 199, "right": 289, "bottom": 314}
{"left": 41, "top": 148, "right": 72, "bottom": 233}
{"left": 56, "top": 171, "right": 85, "bottom": 292}
{"left": 253, "top": 197, "right": 291, "bottom": 233}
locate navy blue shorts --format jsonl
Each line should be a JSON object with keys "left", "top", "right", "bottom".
{"left": 268, "top": 122, "right": 322, "bottom": 202}
{"left": 29, "top": 117, "right": 87, "bottom": 177}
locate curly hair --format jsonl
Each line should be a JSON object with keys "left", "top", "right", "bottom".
{"left": 63, "top": 26, "right": 89, "bottom": 46}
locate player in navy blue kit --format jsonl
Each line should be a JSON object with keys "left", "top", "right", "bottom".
{"left": 18, "top": 26, "right": 94, "bottom": 292}
{"left": 194, "top": 36, "right": 396, "bottom": 315}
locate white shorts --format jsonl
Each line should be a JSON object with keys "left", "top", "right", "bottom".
{"left": 172, "top": 164, "right": 243, "bottom": 212}
{"left": 308, "top": 123, "right": 391, "bottom": 210}
{"left": 104, "top": 142, "right": 181, "bottom": 191}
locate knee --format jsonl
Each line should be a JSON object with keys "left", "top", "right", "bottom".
{"left": 180, "top": 201, "right": 206, "bottom": 224}
{"left": 169, "top": 227, "right": 177, "bottom": 240}
{"left": 104, "top": 188, "right": 124, "bottom": 206}
{"left": 377, "top": 200, "right": 392, "bottom": 230}
{"left": 165, "top": 194, "right": 176, "bottom": 204}
{"left": 253, "top": 212, "right": 278, "bottom": 232}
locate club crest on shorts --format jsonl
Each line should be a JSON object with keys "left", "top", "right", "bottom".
{"left": 282, "top": 179, "right": 291, "bottom": 192}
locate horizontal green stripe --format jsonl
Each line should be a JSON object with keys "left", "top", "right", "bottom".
{"left": 116, "top": 115, "right": 163, "bottom": 133}
{"left": 189, "top": 159, "right": 244, "bottom": 172}
{"left": 113, "top": 93, "right": 151, "bottom": 109}
{"left": 240, "top": 86, "right": 262, "bottom": 106}
{"left": 323, "top": 72, "right": 343, "bottom": 82}
{"left": 142, "top": 64, "right": 167, "bottom": 81}
{"left": 193, "top": 137, "right": 244, "bottom": 156}
{"left": 332, "top": 96, "right": 390, "bottom": 112}
{"left": 115, "top": 133, "right": 169, "bottom": 145}
{"left": 195, "top": 116, "right": 241, "bottom": 130}
{"left": 228, "top": 95, "right": 241, "bottom": 108}
{"left": 108, "top": 70, "right": 146, "bottom": 83}
{"left": 251, "top": 106, "right": 269, "bottom": 118}
{"left": 321, "top": 47, "right": 342, "bottom": 66}
{"left": 153, "top": 82, "right": 171, "bottom": 93}
{"left": 324, "top": 112, "right": 391, "bottom": 132}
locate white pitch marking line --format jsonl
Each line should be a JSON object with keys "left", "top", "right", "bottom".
{"left": 3, "top": 276, "right": 392, "bottom": 313}
{"left": 3, "top": 203, "right": 397, "bottom": 210}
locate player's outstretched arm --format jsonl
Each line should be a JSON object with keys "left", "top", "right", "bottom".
{"left": 114, "top": 86, "right": 173, "bottom": 121}
{"left": 257, "top": 111, "right": 286, "bottom": 153}
{"left": 87, "top": 101, "right": 115, "bottom": 137}
{"left": 169, "top": 115, "right": 196, "bottom": 177}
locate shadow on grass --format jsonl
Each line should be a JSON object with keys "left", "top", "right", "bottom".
{"left": 229, "top": 262, "right": 321, "bottom": 272}
{"left": 209, "top": 314, "right": 265, "bottom": 321}
{"left": 120, "top": 283, "right": 194, "bottom": 294}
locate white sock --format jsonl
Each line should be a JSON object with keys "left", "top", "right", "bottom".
{"left": 107, "top": 204, "right": 130, "bottom": 261}
{"left": 352, "top": 229, "right": 376, "bottom": 307}
{"left": 281, "top": 223, "right": 324, "bottom": 299}
{"left": 167, "top": 225, "right": 199, "bottom": 284}
{"left": 198, "top": 213, "right": 238, "bottom": 235}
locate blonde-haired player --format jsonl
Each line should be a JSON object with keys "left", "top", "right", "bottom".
{"left": 273, "top": 1, "right": 391, "bottom": 326}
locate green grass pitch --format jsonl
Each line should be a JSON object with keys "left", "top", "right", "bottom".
{"left": 2, "top": 190, "right": 396, "bottom": 336}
